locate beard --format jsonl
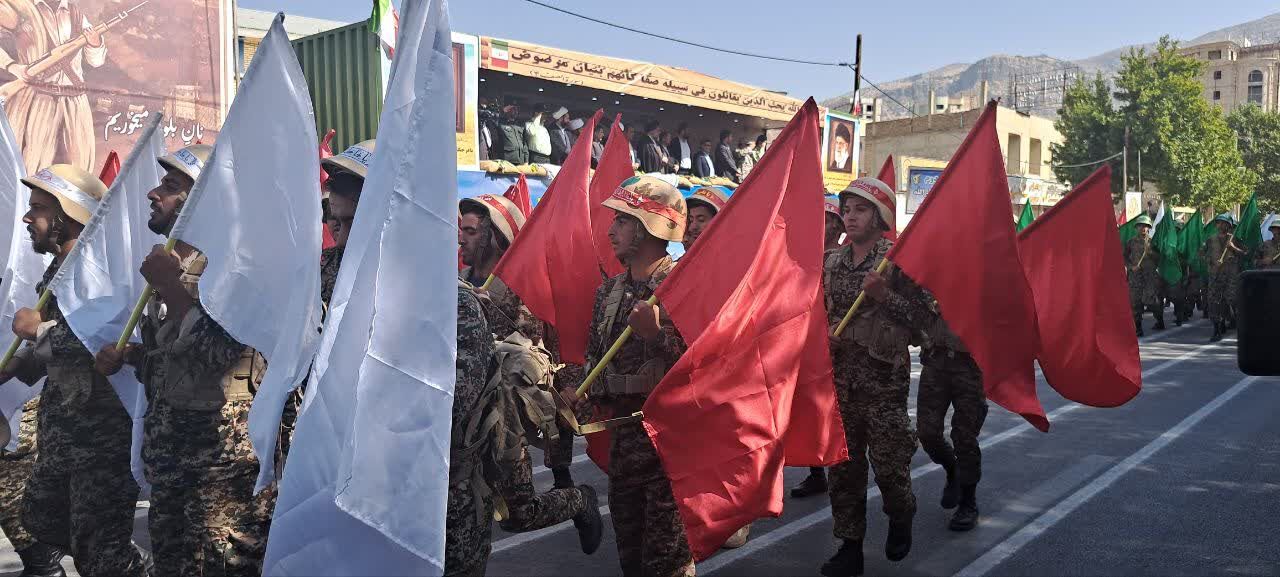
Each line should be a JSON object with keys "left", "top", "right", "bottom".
{"left": 30, "top": 217, "right": 70, "bottom": 255}
{"left": 613, "top": 233, "right": 643, "bottom": 263}
{"left": 461, "top": 228, "right": 494, "bottom": 268}
{"left": 148, "top": 200, "right": 182, "bottom": 236}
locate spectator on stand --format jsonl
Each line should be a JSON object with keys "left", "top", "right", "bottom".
{"left": 715, "top": 129, "right": 740, "bottom": 182}
{"left": 525, "top": 103, "right": 552, "bottom": 164}
{"left": 736, "top": 138, "right": 757, "bottom": 180}
{"left": 692, "top": 139, "right": 716, "bottom": 179}
{"left": 495, "top": 98, "right": 528, "bottom": 165}
{"left": 638, "top": 120, "right": 666, "bottom": 174}
{"left": 670, "top": 123, "right": 693, "bottom": 174}
{"left": 590, "top": 124, "right": 605, "bottom": 169}
{"left": 549, "top": 107, "right": 574, "bottom": 165}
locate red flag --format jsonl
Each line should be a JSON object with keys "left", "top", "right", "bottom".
{"left": 589, "top": 114, "right": 632, "bottom": 278}
{"left": 1018, "top": 166, "right": 1140, "bottom": 407}
{"left": 502, "top": 173, "right": 533, "bottom": 218}
{"left": 643, "top": 99, "right": 845, "bottom": 561}
{"left": 98, "top": 151, "right": 121, "bottom": 187}
{"left": 318, "top": 128, "right": 337, "bottom": 187}
{"left": 876, "top": 155, "right": 898, "bottom": 241}
{"left": 491, "top": 111, "right": 603, "bottom": 365}
{"left": 887, "top": 101, "right": 1047, "bottom": 431}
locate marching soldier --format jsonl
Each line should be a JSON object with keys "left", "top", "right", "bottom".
{"left": 1124, "top": 215, "right": 1163, "bottom": 337}
{"left": 917, "top": 313, "right": 986, "bottom": 532}
{"left": 568, "top": 175, "right": 694, "bottom": 577}
{"left": 822, "top": 177, "right": 929, "bottom": 577}
{"left": 0, "top": 165, "right": 143, "bottom": 577}
{"left": 94, "top": 144, "right": 276, "bottom": 577}
{"left": 1199, "top": 214, "right": 1245, "bottom": 342}
{"left": 0, "top": 397, "right": 57, "bottom": 576}
{"left": 1255, "top": 220, "right": 1280, "bottom": 270}
{"left": 794, "top": 196, "right": 845, "bottom": 500}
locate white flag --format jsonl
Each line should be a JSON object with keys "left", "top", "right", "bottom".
{"left": 1263, "top": 214, "right": 1276, "bottom": 242}
{"left": 264, "top": 0, "right": 458, "bottom": 574}
{"left": 177, "top": 14, "right": 322, "bottom": 491}
{"left": 0, "top": 99, "right": 47, "bottom": 450}
{"left": 47, "top": 116, "right": 165, "bottom": 487}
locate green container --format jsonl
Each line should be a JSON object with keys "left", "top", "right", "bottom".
{"left": 292, "top": 20, "right": 384, "bottom": 153}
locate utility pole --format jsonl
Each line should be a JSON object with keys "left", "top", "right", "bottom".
{"left": 1137, "top": 148, "right": 1142, "bottom": 192}
{"left": 1123, "top": 125, "right": 1129, "bottom": 192}
{"left": 849, "top": 34, "right": 862, "bottom": 116}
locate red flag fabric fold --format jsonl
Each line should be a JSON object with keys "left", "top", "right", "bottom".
{"left": 503, "top": 173, "right": 533, "bottom": 218}
{"left": 491, "top": 111, "right": 603, "bottom": 365}
{"left": 589, "top": 114, "right": 632, "bottom": 279}
{"left": 98, "top": 151, "right": 121, "bottom": 187}
{"left": 876, "top": 154, "right": 897, "bottom": 241}
{"left": 886, "top": 101, "right": 1047, "bottom": 431}
{"left": 643, "top": 98, "right": 845, "bottom": 561}
{"left": 1018, "top": 166, "right": 1141, "bottom": 407}
{"left": 319, "top": 129, "right": 337, "bottom": 250}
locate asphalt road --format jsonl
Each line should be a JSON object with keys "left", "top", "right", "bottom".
{"left": 3, "top": 310, "right": 1276, "bottom": 577}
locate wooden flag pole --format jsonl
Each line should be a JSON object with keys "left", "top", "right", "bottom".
{"left": 575, "top": 294, "right": 658, "bottom": 399}
{"left": 0, "top": 289, "right": 52, "bottom": 370}
{"left": 832, "top": 258, "right": 891, "bottom": 338}
{"left": 1217, "top": 232, "right": 1236, "bottom": 265}
{"left": 115, "top": 236, "right": 179, "bottom": 349}
{"left": 480, "top": 273, "right": 496, "bottom": 291}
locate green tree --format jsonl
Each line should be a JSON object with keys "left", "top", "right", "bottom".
{"left": 1227, "top": 104, "right": 1280, "bottom": 212}
{"left": 1052, "top": 74, "right": 1122, "bottom": 194}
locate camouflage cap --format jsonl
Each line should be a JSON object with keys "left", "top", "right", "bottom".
{"left": 601, "top": 175, "right": 687, "bottom": 242}
{"left": 22, "top": 164, "right": 106, "bottom": 226}
{"left": 685, "top": 186, "right": 730, "bottom": 215}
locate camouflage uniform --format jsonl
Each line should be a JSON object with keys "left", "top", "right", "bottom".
{"left": 0, "top": 396, "right": 39, "bottom": 553}
{"left": 1257, "top": 238, "right": 1280, "bottom": 270}
{"left": 444, "top": 285, "right": 497, "bottom": 577}
{"left": 917, "top": 316, "right": 987, "bottom": 487}
{"left": 10, "top": 262, "right": 143, "bottom": 577}
{"left": 1124, "top": 236, "right": 1161, "bottom": 311}
{"left": 132, "top": 252, "right": 275, "bottom": 577}
{"left": 824, "top": 239, "right": 930, "bottom": 543}
{"left": 279, "top": 246, "right": 345, "bottom": 463}
{"left": 1199, "top": 234, "right": 1241, "bottom": 326}
{"left": 585, "top": 256, "right": 694, "bottom": 577}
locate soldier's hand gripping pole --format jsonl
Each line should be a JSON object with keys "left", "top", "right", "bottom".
{"left": 1218, "top": 232, "right": 1236, "bottom": 265}
{"left": 832, "top": 258, "right": 891, "bottom": 338}
{"left": 0, "top": 289, "right": 53, "bottom": 370}
{"left": 115, "top": 237, "right": 179, "bottom": 350}
{"left": 574, "top": 294, "right": 659, "bottom": 399}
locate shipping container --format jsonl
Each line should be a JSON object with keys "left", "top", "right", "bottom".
{"left": 292, "top": 21, "right": 385, "bottom": 153}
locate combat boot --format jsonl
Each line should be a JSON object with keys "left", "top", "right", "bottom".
{"left": 820, "top": 539, "right": 864, "bottom": 577}
{"left": 552, "top": 467, "right": 575, "bottom": 490}
{"left": 790, "top": 467, "right": 828, "bottom": 498}
{"left": 1134, "top": 315, "right": 1145, "bottom": 338}
{"left": 722, "top": 523, "right": 751, "bottom": 549}
{"left": 1210, "top": 321, "right": 1224, "bottom": 343}
{"left": 885, "top": 518, "right": 912, "bottom": 562}
{"left": 573, "top": 484, "right": 603, "bottom": 555}
{"left": 1153, "top": 308, "right": 1166, "bottom": 331}
{"left": 940, "top": 464, "right": 960, "bottom": 509}
{"left": 17, "top": 543, "right": 66, "bottom": 577}
{"left": 949, "top": 485, "right": 979, "bottom": 532}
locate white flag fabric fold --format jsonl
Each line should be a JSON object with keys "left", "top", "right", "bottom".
{"left": 1262, "top": 214, "right": 1276, "bottom": 242}
{"left": 177, "top": 14, "right": 323, "bottom": 492}
{"left": 47, "top": 116, "right": 165, "bottom": 487}
{"left": 0, "top": 99, "right": 46, "bottom": 451}
{"left": 264, "top": 0, "right": 458, "bottom": 574}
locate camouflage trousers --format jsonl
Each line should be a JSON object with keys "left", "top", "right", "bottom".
{"left": 608, "top": 421, "right": 694, "bottom": 577}
{"left": 147, "top": 473, "right": 275, "bottom": 577}
{"left": 443, "top": 457, "right": 495, "bottom": 577}
{"left": 22, "top": 458, "right": 144, "bottom": 576}
{"left": 917, "top": 350, "right": 988, "bottom": 487}
{"left": 496, "top": 444, "right": 586, "bottom": 533}
{"left": 1206, "top": 269, "right": 1238, "bottom": 324}
{"left": 0, "top": 398, "right": 39, "bottom": 552}
{"left": 828, "top": 357, "right": 917, "bottom": 542}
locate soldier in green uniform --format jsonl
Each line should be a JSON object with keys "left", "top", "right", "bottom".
{"left": 1, "top": 164, "right": 144, "bottom": 577}
{"left": 822, "top": 178, "right": 931, "bottom": 577}
{"left": 1255, "top": 220, "right": 1280, "bottom": 270}
{"left": 95, "top": 143, "right": 276, "bottom": 577}
{"left": 1124, "top": 215, "right": 1162, "bottom": 337}
{"left": 0, "top": 397, "right": 55, "bottom": 576}
{"left": 569, "top": 175, "right": 694, "bottom": 577}
{"left": 1199, "top": 214, "right": 1245, "bottom": 342}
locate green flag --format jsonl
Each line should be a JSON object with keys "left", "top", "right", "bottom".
{"left": 1016, "top": 200, "right": 1034, "bottom": 231}
{"left": 1153, "top": 204, "right": 1182, "bottom": 285}
{"left": 1119, "top": 214, "right": 1142, "bottom": 247}
{"left": 1237, "top": 193, "right": 1262, "bottom": 251}
{"left": 1182, "top": 208, "right": 1208, "bottom": 277}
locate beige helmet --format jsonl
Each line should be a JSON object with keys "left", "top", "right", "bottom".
{"left": 158, "top": 144, "right": 214, "bottom": 195}
{"left": 459, "top": 194, "right": 527, "bottom": 245}
{"left": 22, "top": 164, "right": 106, "bottom": 226}
{"left": 322, "top": 140, "right": 377, "bottom": 179}
{"left": 685, "top": 186, "right": 730, "bottom": 216}
{"left": 601, "top": 175, "right": 686, "bottom": 242}
{"left": 839, "top": 177, "right": 896, "bottom": 229}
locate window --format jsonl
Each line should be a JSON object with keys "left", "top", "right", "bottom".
{"left": 1007, "top": 134, "right": 1022, "bottom": 174}
{"left": 1208, "top": 49, "right": 1222, "bottom": 60}
{"left": 1029, "top": 138, "right": 1043, "bottom": 176}
{"left": 1249, "top": 70, "right": 1264, "bottom": 83}
{"left": 1213, "top": 90, "right": 1221, "bottom": 100}
{"left": 1213, "top": 70, "right": 1222, "bottom": 80}
{"left": 936, "top": 104, "right": 945, "bottom": 111}
{"left": 1249, "top": 85, "right": 1264, "bottom": 104}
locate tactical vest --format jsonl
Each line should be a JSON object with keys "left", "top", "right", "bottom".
{"left": 156, "top": 254, "right": 262, "bottom": 411}
{"left": 824, "top": 250, "right": 914, "bottom": 369}
{"left": 588, "top": 271, "right": 668, "bottom": 398}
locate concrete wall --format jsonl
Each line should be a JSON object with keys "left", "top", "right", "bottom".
{"left": 1183, "top": 40, "right": 1280, "bottom": 114}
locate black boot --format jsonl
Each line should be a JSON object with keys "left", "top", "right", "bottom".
{"left": 940, "top": 465, "right": 960, "bottom": 509}
{"left": 885, "top": 518, "right": 912, "bottom": 562}
{"left": 1153, "top": 308, "right": 1166, "bottom": 331}
{"left": 949, "top": 485, "right": 979, "bottom": 532}
{"left": 791, "top": 467, "right": 828, "bottom": 498}
{"left": 573, "top": 485, "right": 603, "bottom": 555}
{"left": 1210, "top": 321, "right": 1224, "bottom": 343}
{"left": 1134, "top": 315, "right": 1145, "bottom": 337}
{"left": 552, "top": 466, "right": 575, "bottom": 490}
{"left": 17, "top": 543, "right": 66, "bottom": 577}
{"left": 820, "top": 539, "right": 864, "bottom": 577}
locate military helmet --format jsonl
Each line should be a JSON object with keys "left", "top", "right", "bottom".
{"left": 824, "top": 195, "right": 840, "bottom": 217}
{"left": 1133, "top": 214, "right": 1153, "bottom": 227}
{"left": 1213, "top": 213, "right": 1237, "bottom": 227}
{"left": 1269, "top": 219, "right": 1280, "bottom": 230}
{"left": 601, "top": 175, "right": 686, "bottom": 242}
{"left": 459, "top": 193, "right": 526, "bottom": 245}
{"left": 158, "top": 144, "right": 213, "bottom": 188}
{"left": 322, "top": 139, "right": 377, "bottom": 179}
{"left": 22, "top": 164, "right": 106, "bottom": 226}
{"left": 839, "top": 177, "right": 895, "bottom": 229}
{"left": 685, "top": 186, "right": 730, "bottom": 216}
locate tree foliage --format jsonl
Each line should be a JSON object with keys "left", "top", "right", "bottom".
{"left": 1227, "top": 104, "right": 1280, "bottom": 213}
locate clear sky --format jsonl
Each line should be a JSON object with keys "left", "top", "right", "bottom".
{"left": 240, "top": 0, "right": 1276, "bottom": 101}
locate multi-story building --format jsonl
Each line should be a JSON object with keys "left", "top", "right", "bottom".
{"left": 1181, "top": 39, "right": 1280, "bottom": 113}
